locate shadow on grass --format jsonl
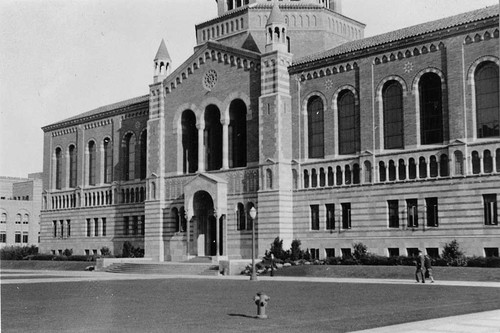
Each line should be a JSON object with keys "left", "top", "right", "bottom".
{"left": 228, "top": 313, "right": 257, "bottom": 319}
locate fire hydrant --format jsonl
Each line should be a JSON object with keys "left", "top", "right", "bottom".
{"left": 254, "top": 292, "right": 270, "bottom": 319}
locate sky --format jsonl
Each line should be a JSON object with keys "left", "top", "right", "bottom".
{"left": 0, "top": 0, "right": 497, "bottom": 178}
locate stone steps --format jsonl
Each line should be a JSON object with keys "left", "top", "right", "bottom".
{"left": 104, "top": 262, "right": 219, "bottom": 276}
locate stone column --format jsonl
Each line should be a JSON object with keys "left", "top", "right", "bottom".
{"left": 222, "top": 121, "right": 229, "bottom": 169}
{"left": 197, "top": 125, "right": 205, "bottom": 172}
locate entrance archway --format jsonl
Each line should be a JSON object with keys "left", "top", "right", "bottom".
{"left": 193, "top": 190, "right": 217, "bottom": 256}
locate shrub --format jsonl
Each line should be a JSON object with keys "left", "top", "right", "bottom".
{"left": 269, "top": 237, "right": 287, "bottom": 260}
{"left": 63, "top": 249, "right": 73, "bottom": 257}
{"left": 353, "top": 242, "right": 368, "bottom": 260}
{"left": 290, "top": 239, "right": 302, "bottom": 261}
{"left": 122, "top": 241, "right": 144, "bottom": 258}
{"left": 0, "top": 245, "right": 38, "bottom": 260}
{"left": 29, "top": 254, "right": 56, "bottom": 261}
{"left": 100, "top": 246, "right": 111, "bottom": 256}
{"left": 442, "top": 239, "right": 466, "bottom": 266}
{"left": 466, "top": 256, "right": 500, "bottom": 268}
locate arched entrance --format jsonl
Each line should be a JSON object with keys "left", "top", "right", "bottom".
{"left": 193, "top": 190, "right": 217, "bottom": 256}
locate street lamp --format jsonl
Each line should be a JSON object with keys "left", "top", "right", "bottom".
{"left": 249, "top": 206, "right": 257, "bottom": 281}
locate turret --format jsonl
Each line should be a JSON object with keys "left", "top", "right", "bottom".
{"left": 153, "top": 39, "right": 171, "bottom": 83}
{"left": 265, "top": 2, "right": 287, "bottom": 53}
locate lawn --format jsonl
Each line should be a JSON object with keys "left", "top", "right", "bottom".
{"left": 264, "top": 264, "right": 500, "bottom": 282}
{"left": 2, "top": 278, "right": 500, "bottom": 333}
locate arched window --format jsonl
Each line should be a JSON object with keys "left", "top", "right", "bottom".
{"left": 55, "top": 147, "right": 62, "bottom": 190}
{"left": 419, "top": 73, "right": 443, "bottom": 144}
{"left": 379, "top": 161, "right": 386, "bottom": 182}
{"left": 311, "top": 169, "right": 317, "bottom": 187}
{"left": 292, "top": 169, "right": 299, "bottom": 189}
{"left": 229, "top": 100, "right": 247, "bottom": 168}
{"left": 179, "top": 206, "right": 186, "bottom": 232}
{"left": 440, "top": 154, "right": 449, "bottom": 177}
{"left": 327, "top": 167, "right": 334, "bottom": 186}
{"left": 236, "top": 203, "right": 246, "bottom": 230}
{"left": 496, "top": 148, "right": 500, "bottom": 172}
{"left": 398, "top": 159, "right": 406, "bottom": 180}
{"left": 429, "top": 156, "right": 438, "bottom": 177}
{"left": 319, "top": 168, "right": 326, "bottom": 187}
{"left": 454, "top": 151, "right": 464, "bottom": 175}
{"left": 336, "top": 166, "right": 343, "bottom": 185}
{"left": 171, "top": 208, "right": 179, "bottom": 232}
{"left": 364, "top": 161, "right": 372, "bottom": 183}
{"left": 409, "top": 158, "right": 417, "bottom": 179}
{"left": 307, "top": 96, "right": 324, "bottom": 158}
{"left": 205, "top": 105, "right": 223, "bottom": 171}
{"left": 484, "top": 150, "right": 493, "bottom": 173}
{"left": 353, "top": 164, "right": 360, "bottom": 184}
{"left": 69, "top": 145, "right": 77, "bottom": 188}
{"left": 383, "top": 81, "right": 404, "bottom": 149}
{"left": 419, "top": 157, "right": 427, "bottom": 178}
{"left": 475, "top": 62, "right": 499, "bottom": 138}
{"left": 345, "top": 165, "right": 351, "bottom": 184}
{"left": 182, "top": 110, "right": 198, "bottom": 174}
{"left": 88, "top": 141, "right": 97, "bottom": 186}
{"left": 388, "top": 160, "right": 396, "bottom": 181}
{"left": 123, "top": 133, "right": 136, "bottom": 180}
{"left": 103, "top": 139, "right": 112, "bottom": 184}
{"left": 246, "top": 202, "right": 255, "bottom": 230}
{"left": 140, "top": 131, "right": 147, "bottom": 179}
{"left": 266, "top": 169, "right": 273, "bottom": 189}
{"left": 472, "top": 151, "right": 480, "bottom": 174}
{"left": 303, "top": 170, "right": 309, "bottom": 188}
{"left": 338, "top": 90, "right": 359, "bottom": 154}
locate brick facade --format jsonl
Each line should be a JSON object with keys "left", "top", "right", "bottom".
{"left": 40, "top": 2, "right": 499, "bottom": 260}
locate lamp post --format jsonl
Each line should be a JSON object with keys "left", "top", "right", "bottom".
{"left": 249, "top": 206, "right": 257, "bottom": 281}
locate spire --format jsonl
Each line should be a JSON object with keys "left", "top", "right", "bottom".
{"left": 153, "top": 39, "right": 171, "bottom": 83}
{"left": 266, "top": 2, "right": 285, "bottom": 26}
{"left": 154, "top": 39, "right": 171, "bottom": 62}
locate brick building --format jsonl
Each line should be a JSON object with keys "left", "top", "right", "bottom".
{"left": 0, "top": 174, "right": 42, "bottom": 248}
{"left": 40, "top": 1, "right": 499, "bottom": 260}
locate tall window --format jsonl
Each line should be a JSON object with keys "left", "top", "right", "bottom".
{"left": 124, "top": 216, "right": 130, "bottom": 236}
{"left": 86, "top": 218, "right": 91, "bottom": 237}
{"left": 182, "top": 110, "right": 198, "bottom": 174}
{"left": 475, "top": 62, "right": 499, "bottom": 138}
{"left": 338, "top": 90, "right": 359, "bottom": 154}
{"left": 326, "top": 204, "right": 335, "bottom": 230}
{"left": 55, "top": 147, "right": 62, "bottom": 189}
{"left": 103, "top": 138, "right": 112, "bottom": 183}
{"left": 383, "top": 81, "right": 404, "bottom": 149}
{"left": 179, "top": 207, "right": 186, "bottom": 232}
{"left": 307, "top": 96, "right": 324, "bottom": 158}
{"left": 53, "top": 220, "right": 57, "bottom": 237}
{"left": 94, "top": 218, "right": 99, "bottom": 237}
{"left": 407, "top": 199, "right": 418, "bottom": 228}
{"left": 419, "top": 73, "right": 443, "bottom": 144}
{"left": 67, "top": 220, "right": 71, "bottom": 237}
{"left": 205, "top": 105, "right": 223, "bottom": 171}
{"left": 341, "top": 203, "right": 351, "bottom": 229}
{"left": 426, "top": 197, "right": 438, "bottom": 227}
{"left": 88, "top": 141, "right": 97, "bottom": 186}
{"left": 310, "top": 205, "right": 319, "bottom": 230}
{"left": 140, "top": 131, "right": 147, "bottom": 179}
{"left": 123, "top": 134, "right": 136, "bottom": 180}
{"left": 69, "top": 145, "right": 77, "bottom": 188}
{"left": 229, "top": 99, "right": 247, "bottom": 168}
{"left": 388, "top": 200, "right": 399, "bottom": 228}
{"left": 484, "top": 194, "right": 498, "bottom": 226}
{"left": 101, "top": 218, "right": 106, "bottom": 236}
{"left": 236, "top": 203, "right": 246, "bottom": 231}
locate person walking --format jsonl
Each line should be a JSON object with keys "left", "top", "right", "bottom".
{"left": 424, "top": 253, "right": 435, "bottom": 283}
{"left": 415, "top": 250, "right": 425, "bottom": 283}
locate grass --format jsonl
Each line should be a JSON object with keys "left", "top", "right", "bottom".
{"left": 2, "top": 277, "right": 500, "bottom": 332}
{"left": 263, "top": 264, "right": 500, "bottom": 282}
{"left": 0, "top": 260, "right": 92, "bottom": 271}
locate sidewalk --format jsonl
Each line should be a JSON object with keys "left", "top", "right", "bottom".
{"left": 352, "top": 309, "right": 500, "bottom": 333}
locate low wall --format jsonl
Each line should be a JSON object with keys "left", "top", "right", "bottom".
{"left": 219, "top": 259, "right": 261, "bottom": 275}
{"left": 95, "top": 257, "right": 153, "bottom": 270}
